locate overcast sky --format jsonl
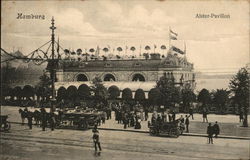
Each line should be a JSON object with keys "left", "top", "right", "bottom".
{"left": 1, "top": 0, "right": 249, "bottom": 73}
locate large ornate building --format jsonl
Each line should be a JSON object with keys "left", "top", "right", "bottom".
{"left": 53, "top": 52, "right": 196, "bottom": 97}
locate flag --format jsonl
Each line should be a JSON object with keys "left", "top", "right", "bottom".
{"left": 170, "top": 29, "right": 178, "bottom": 36}
{"left": 171, "top": 46, "right": 184, "bottom": 54}
{"left": 57, "top": 37, "right": 60, "bottom": 53}
{"left": 170, "top": 29, "right": 178, "bottom": 40}
{"left": 170, "top": 35, "right": 177, "bottom": 40}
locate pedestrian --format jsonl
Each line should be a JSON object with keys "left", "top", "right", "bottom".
{"left": 19, "top": 109, "right": 26, "bottom": 125}
{"left": 130, "top": 113, "right": 135, "bottom": 127}
{"left": 185, "top": 115, "right": 190, "bottom": 133}
{"left": 202, "top": 109, "right": 208, "bottom": 123}
{"left": 189, "top": 108, "right": 194, "bottom": 120}
{"left": 27, "top": 111, "right": 33, "bottom": 129}
{"left": 180, "top": 115, "right": 184, "bottom": 123}
{"left": 50, "top": 112, "right": 56, "bottom": 131}
{"left": 239, "top": 110, "right": 243, "bottom": 123}
{"left": 172, "top": 110, "right": 176, "bottom": 121}
{"left": 41, "top": 108, "right": 47, "bottom": 131}
{"left": 162, "top": 112, "right": 167, "bottom": 122}
{"left": 134, "top": 116, "right": 141, "bottom": 129}
{"left": 107, "top": 108, "right": 112, "bottom": 120}
{"left": 144, "top": 107, "right": 148, "bottom": 121}
{"left": 207, "top": 123, "right": 213, "bottom": 144}
{"left": 92, "top": 125, "right": 102, "bottom": 152}
{"left": 123, "top": 113, "right": 128, "bottom": 129}
{"left": 213, "top": 121, "right": 220, "bottom": 138}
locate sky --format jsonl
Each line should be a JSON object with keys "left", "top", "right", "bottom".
{"left": 1, "top": 0, "right": 249, "bottom": 73}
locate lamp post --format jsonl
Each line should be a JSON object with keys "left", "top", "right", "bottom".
{"left": 49, "top": 17, "right": 57, "bottom": 112}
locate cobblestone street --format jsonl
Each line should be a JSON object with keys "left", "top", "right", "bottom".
{"left": 1, "top": 123, "right": 249, "bottom": 160}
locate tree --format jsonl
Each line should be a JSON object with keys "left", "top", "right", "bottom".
{"left": 156, "top": 73, "right": 180, "bottom": 108}
{"left": 182, "top": 88, "right": 196, "bottom": 112}
{"left": 148, "top": 88, "right": 161, "bottom": 106}
{"left": 36, "top": 73, "right": 52, "bottom": 101}
{"left": 212, "top": 89, "right": 229, "bottom": 113}
{"left": 134, "top": 89, "right": 145, "bottom": 102}
{"left": 197, "top": 88, "right": 211, "bottom": 108}
{"left": 122, "top": 88, "right": 132, "bottom": 101}
{"left": 91, "top": 77, "right": 108, "bottom": 103}
{"left": 78, "top": 84, "right": 90, "bottom": 100}
{"left": 13, "top": 86, "right": 22, "bottom": 102}
{"left": 229, "top": 68, "right": 249, "bottom": 127}
{"left": 108, "top": 85, "right": 120, "bottom": 99}
{"left": 66, "top": 85, "right": 78, "bottom": 101}
{"left": 35, "top": 86, "right": 45, "bottom": 102}
{"left": 22, "top": 85, "right": 35, "bottom": 100}
{"left": 57, "top": 86, "right": 67, "bottom": 101}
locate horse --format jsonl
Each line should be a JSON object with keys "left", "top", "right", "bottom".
{"left": 18, "top": 109, "right": 28, "bottom": 125}
{"left": 33, "top": 110, "right": 42, "bottom": 125}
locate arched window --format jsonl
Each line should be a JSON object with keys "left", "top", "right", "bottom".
{"left": 103, "top": 74, "right": 116, "bottom": 81}
{"left": 132, "top": 74, "right": 145, "bottom": 81}
{"left": 76, "top": 74, "right": 88, "bottom": 81}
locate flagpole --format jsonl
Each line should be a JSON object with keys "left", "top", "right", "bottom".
{"left": 184, "top": 41, "right": 187, "bottom": 60}
{"left": 139, "top": 45, "right": 141, "bottom": 57}
{"left": 169, "top": 27, "right": 171, "bottom": 51}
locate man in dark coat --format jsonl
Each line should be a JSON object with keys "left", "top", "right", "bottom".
{"left": 213, "top": 121, "right": 220, "bottom": 138}
{"left": 172, "top": 111, "right": 176, "bottom": 121}
{"left": 185, "top": 115, "right": 190, "bottom": 133}
{"left": 189, "top": 108, "right": 194, "bottom": 120}
{"left": 239, "top": 110, "right": 244, "bottom": 123}
{"left": 41, "top": 108, "right": 47, "bottom": 131}
{"left": 92, "top": 125, "right": 102, "bottom": 151}
{"left": 27, "top": 111, "right": 33, "bottom": 129}
{"left": 50, "top": 112, "right": 56, "bottom": 131}
{"left": 207, "top": 123, "right": 213, "bottom": 144}
{"left": 203, "top": 109, "right": 208, "bottom": 123}
{"left": 144, "top": 107, "right": 149, "bottom": 121}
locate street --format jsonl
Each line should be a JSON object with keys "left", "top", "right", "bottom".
{"left": 1, "top": 123, "right": 249, "bottom": 160}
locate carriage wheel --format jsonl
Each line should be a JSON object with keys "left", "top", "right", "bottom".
{"left": 179, "top": 127, "right": 184, "bottom": 135}
{"left": 4, "top": 122, "right": 11, "bottom": 131}
{"left": 170, "top": 128, "right": 179, "bottom": 138}
{"left": 79, "top": 121, "right": 88, "bottom": 130}
{"left": 149, "top": 128, "right": 157, "bottom": 136}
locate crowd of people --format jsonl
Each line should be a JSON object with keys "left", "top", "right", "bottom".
{"left": 112, "top": 102, "right": 148, "bottom": 129}
{"left": 17, "top": 103, "right": 224, "bottom": 150}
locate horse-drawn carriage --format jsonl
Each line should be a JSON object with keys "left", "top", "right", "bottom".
{"left": 148, "top": 120, "right": 184, "bottom": 138}
{"left": 0, "top": 115, "right": 11, "bottom": 131}
{"left": 58, "top": 109, "right": 105, "bottom": 130}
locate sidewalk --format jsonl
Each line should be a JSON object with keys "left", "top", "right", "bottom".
{"left": 99, "top": 112, "right": 250, "bottom": 138}
{"left": 1, "top": 106, "right": 250, "bottom": 139}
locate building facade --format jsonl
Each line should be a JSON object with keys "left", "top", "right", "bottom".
{"left": 52, "top": 52, "right": 196, "bottom": 93}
